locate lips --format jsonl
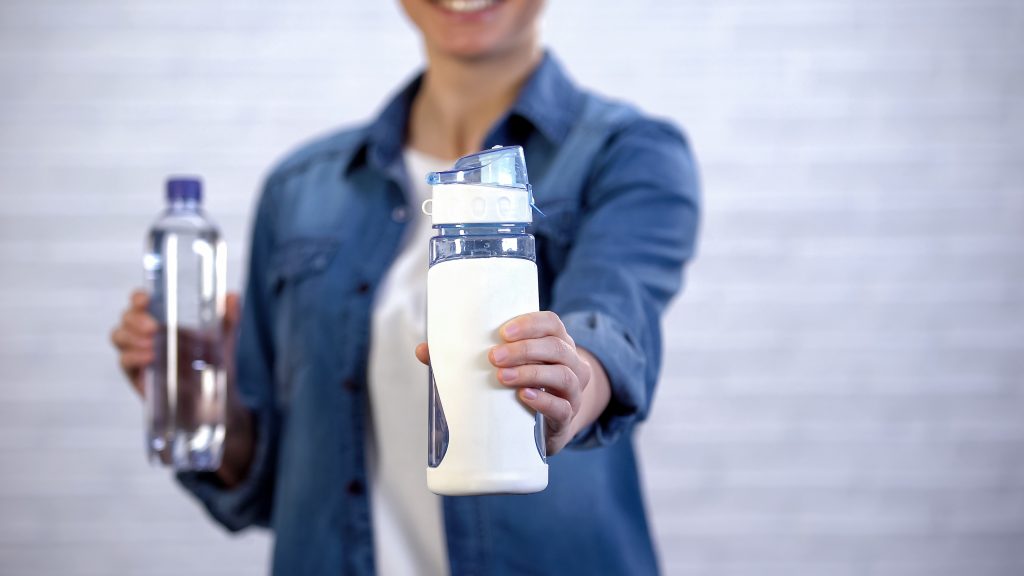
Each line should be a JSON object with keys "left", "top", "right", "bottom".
{"left": 431, "top": 0, "right": 501, "bottom": 14}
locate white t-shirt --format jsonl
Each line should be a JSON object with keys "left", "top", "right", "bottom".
{"left": 366, "top": 148, "right": 452, "bottom": 576}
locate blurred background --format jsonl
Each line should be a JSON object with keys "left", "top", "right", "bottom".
{"left": 1, "top": 0, "right": 1022, "bottom": 574}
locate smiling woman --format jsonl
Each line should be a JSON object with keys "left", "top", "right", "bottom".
{"left": 108, "top": 0, "right": 700, "bottom": 574}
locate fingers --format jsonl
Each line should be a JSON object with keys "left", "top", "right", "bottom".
{"left": 130, "top": 289, "right": 150, "bottom": 310}
{"left": 118, "top": 341, "right": 152, "bottom": 399}
{"left": 122, "top": 307, "right": 158, "bottom": 336}
{"left": 120, "top": 348, "right": 155, "bottom": 372}
{"left": 113, "top": 290, "right": 158, "bottom": 397}
{"left": 490, "top": 335, "right": 579, "bottom": 371}
{"left": 498, "top": 363, "right": 581, "bottom": 413}
{"left": 517, "top": 388, "right": 573, "bottom": 436}
{"left": 500, "top": 311, "right": 572, "bottom": 345}
{"left": 415, "top": 342, "right": 430, "bottom": 366}
{"left": 117, "top": 291, "right": 157, "bottom": 344}
{"left": 111, "top": 307, "right": 157, "bottom": 358}
{"left": 112, "top": 297, "right": 157, "bottom": 347}
{"left": 110, "top": 325, "right": 153, "bottom": 351}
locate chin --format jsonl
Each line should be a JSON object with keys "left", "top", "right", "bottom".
{"left": 435, "top": 34, "right": 509, "bottom": 60}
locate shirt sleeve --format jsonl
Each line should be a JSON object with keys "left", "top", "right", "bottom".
{"left": 174, "top": 177, "right": 282, "bottom": 531}
{"left": 552, "top": 117, "right": 701, "bottom": 449}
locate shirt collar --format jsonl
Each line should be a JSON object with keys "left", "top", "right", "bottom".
{"left": 507, "top": 51, "right": 582, "bottom": 145}
{"left": 348, "top": 51, "right": 583, "bottom": 177}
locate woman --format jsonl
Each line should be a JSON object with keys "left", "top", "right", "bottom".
{"left": 110, "top": 0, "right": 700, "bottom": 574}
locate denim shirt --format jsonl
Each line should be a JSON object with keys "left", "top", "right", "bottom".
{"left": 178, "top": 53, "right": 700, "bottom": 576}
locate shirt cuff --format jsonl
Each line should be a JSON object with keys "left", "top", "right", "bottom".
{"left": 560, "top": 310, "right": 648, "bottom": 449}
{"left": 175, "top": 410, "right": 274, "bottom": 532}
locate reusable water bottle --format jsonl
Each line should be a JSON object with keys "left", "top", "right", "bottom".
{"left": 423, "top": 146, "right": 548, "bottom": 495}
{"left": 143, "top": 177, "right": 227, "bottom": 471}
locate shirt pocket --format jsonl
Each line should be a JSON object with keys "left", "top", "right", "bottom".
{"left": 267, "top": 236, "right": 341, "bottom": 409}
{"left": 531, "top": 201, "right": 579, "bottom": 307}
{"left": 531, "top": 200, "right": 579, "bottom": 248}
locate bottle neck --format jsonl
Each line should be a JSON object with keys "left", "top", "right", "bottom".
{"left": 435, "top": 223, "right": 529, "bottom": 236}
{"left": 167, "top": 198, "right": 201, "bottom": 213}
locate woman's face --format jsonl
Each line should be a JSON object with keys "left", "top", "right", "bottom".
{"left": 400, "top": 0, "right": 545, "bottom": 61}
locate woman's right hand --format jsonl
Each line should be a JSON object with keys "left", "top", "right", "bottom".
{"left": 110, "top": 289, "right": 159, "bottom": 397}
{"left": 110, "top": 290, "right": 242, "bottom": 395}
{"left": 110, "top": 289, "right": 253, "bottom": 487}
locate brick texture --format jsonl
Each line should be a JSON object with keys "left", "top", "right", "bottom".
{"left": 1, "top": 1, "right": 1022, "bottom": 574}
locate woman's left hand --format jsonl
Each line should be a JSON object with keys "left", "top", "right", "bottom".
{"left": 415, "top": 311, "right": 610, "bottom": 456}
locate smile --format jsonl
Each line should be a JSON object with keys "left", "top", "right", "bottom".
{"left": 431, "top": 0, "right": 502, "bottom": 14}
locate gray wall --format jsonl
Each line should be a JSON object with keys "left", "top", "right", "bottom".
{"left": 1, "top": 1, "right": 1022, "bottom": 575}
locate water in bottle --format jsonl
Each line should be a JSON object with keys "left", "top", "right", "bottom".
{"left": 143, "top": 177, "right": 227, "bottom": 471}
{"left": 423, "top": 145, "right": 548, "bottom": 495}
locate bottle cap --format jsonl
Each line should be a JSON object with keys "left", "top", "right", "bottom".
{"left": 423, "top": 146, "right": 535, "bottom": 225}
{"left": 166, "top": 177, "right": 202, "bottom": 202}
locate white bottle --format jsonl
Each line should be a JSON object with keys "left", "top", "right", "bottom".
{"left": 423, "top": 146, "right": 548, "bottom": 495}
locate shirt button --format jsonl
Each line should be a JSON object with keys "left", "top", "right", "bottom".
{"left": 347, "top": 480, "right": 364, "bottom": 495}
{"left": 356, "top": 281, "right": 371, "bottom": 294}
{"left": 391, "top": 206, "right": 409, "bottom": 223}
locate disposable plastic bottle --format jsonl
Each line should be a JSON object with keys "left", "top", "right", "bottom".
{"left": 143, "top": 177, "right": 227, "bottom": 471}
{"left": 423, "top": 146, "right": 548, "bottom": 495}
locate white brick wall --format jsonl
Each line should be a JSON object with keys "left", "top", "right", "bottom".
{"left": 1, "top": 1, "right": 1021, "bottom": 574}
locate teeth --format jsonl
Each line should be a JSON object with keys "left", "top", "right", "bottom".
{"left": 436, "top": 0, "right": 498, "bottom": 13}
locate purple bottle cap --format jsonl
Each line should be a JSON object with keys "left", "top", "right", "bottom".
{"left": 166, "top": 177, "right": 202, "bottom": 202}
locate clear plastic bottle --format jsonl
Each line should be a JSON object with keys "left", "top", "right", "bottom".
{"left": 143, "top": 177, "right": 227, "bottom": 471}
{"left": 424, "top": 146, "right": 548, "bottom": 495}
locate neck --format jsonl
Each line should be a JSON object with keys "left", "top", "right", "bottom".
{"left": 408, "top": 42, "right": 542, "bottom": 160}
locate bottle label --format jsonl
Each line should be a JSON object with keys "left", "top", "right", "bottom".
{"left": 426, "top": 257, "right": 547, "bottom": 494}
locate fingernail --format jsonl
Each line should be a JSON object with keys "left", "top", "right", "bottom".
{"left": 492, "top": 346, "right": 508, "bottom": 363}
{"left": 522, "top": 388, "right": 538, "bottom": 399}
{"left": 499, "top": 368, "right": 518, "bottom": 383}
{"left": 503, "top": 323, "right": 519, "bottom": 339}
